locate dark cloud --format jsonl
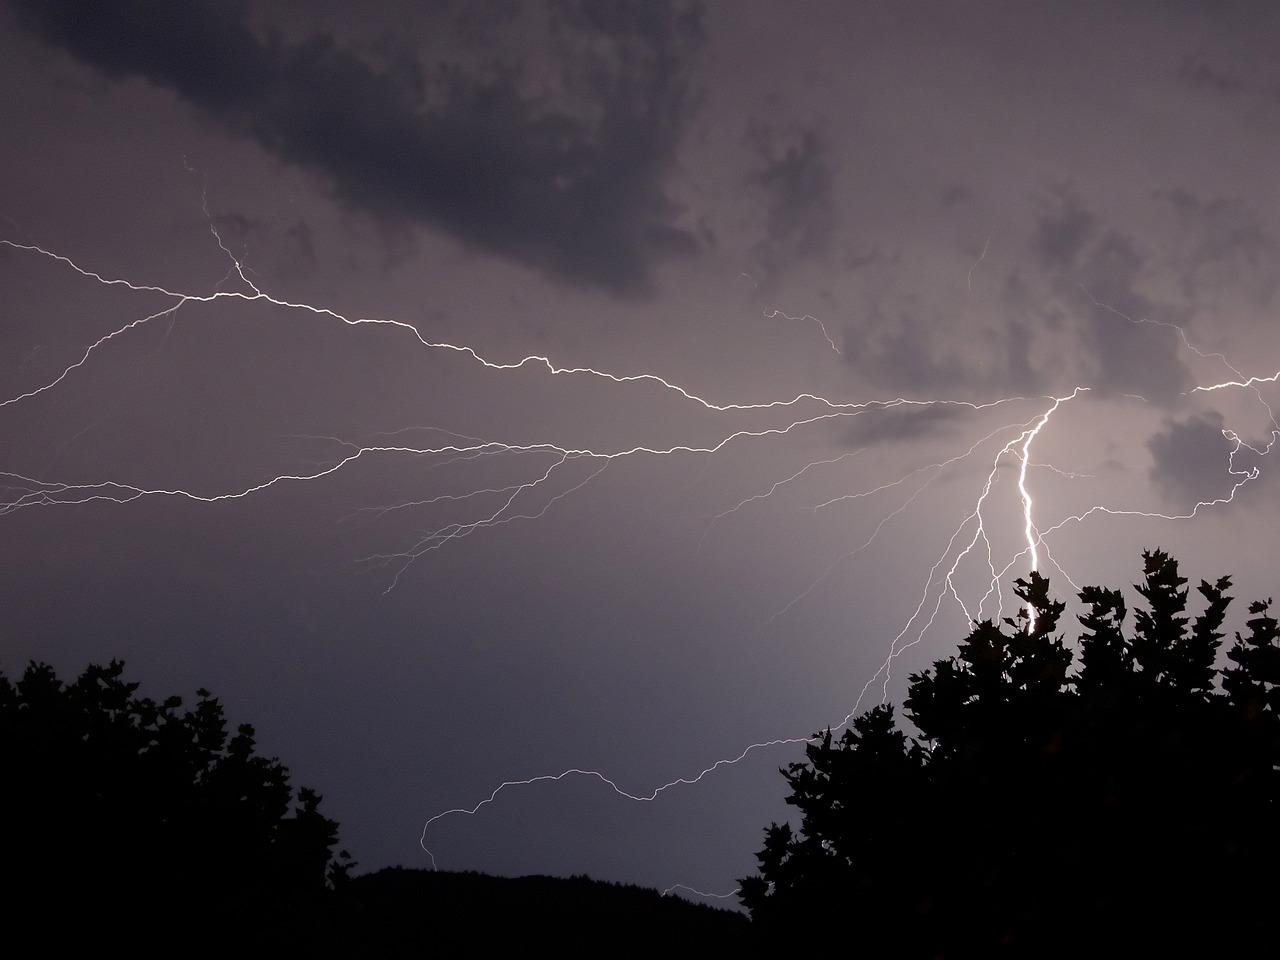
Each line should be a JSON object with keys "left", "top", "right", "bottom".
{"left": 939, "top": 184, "right": 973, "bottom": 209}
{"left": 1157, "top": 188, "right": 1274, "bottom": 302}
{"left": 197, "top": 209, "right": 317, "bottom": 274}
{"left": 1032, "top": 185, "right": 1097, "bottom": 273}
{"left": 844, "top": 307, "right": 973, "bottom": 394}
{"left": 841, "top": 271, "right": 1048, "bottom": 399}
{"left": 285, "top": 221, "right": 316, "bottom": 264}
{"left": 1175, "top": 53, "right": 1244, "bottom": 94}
{"left": 1032, "top": 188, "right": 1192, "bottom": 404}
{"left": 1147, "top": 411, "right": 1235, "bottom": 506}
{"left": 746, "top": 125, "right": 836, "bottom": 282}
{"left": 13, "top": 0, "right": 706, "bottom": 295}
{"left": 1076, "top": 232, "right": 1193, "bottom": 404}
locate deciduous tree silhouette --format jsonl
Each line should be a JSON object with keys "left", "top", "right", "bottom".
{"left": 740, "top": 550, "right": 1278, "bottom": 955}
{"left": 0, "top": 659, "right": 352, "bottom": 946}
{"left": 1, "top": 659, "right": 754, "bottom": 950}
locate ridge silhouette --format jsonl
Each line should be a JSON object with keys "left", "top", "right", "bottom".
{"left": 741, "top": 549, "right": 1278, "bottom": 955}
{"left": 0, "top": 658, "right": 747, "bottom": 951}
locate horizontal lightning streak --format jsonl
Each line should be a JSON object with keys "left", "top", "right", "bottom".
{"left": 2, "top": 239, "right": 1038, "bottom": 418}
{"left": 0, "top": 409, "right": 872, "bottom": 514}
{"left": 4, "top": 208, "right": 1276, "bottom": 905}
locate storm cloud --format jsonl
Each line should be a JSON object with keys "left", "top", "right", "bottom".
{"left": 746, "top": 124, "right": 837, "bottom": 284}
{"left": 1148, "top": 411, "right": 1236, "bottom": 507}
{"left": 14, "top": 0, "right": 706, "bottom": 294}
{"left": 1033, "top": 187, "right": 1193, "bottom": 404}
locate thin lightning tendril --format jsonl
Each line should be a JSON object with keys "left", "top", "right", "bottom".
{"left": 3, "top": 201, "right": 1275, "bottom": 904}
{"left": 764, "top": 308, "right": 841, "bottom": 354}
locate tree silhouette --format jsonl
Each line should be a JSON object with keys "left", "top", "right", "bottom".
{"left": 1, "top": 659, "right": 352, "bottom": 946}
{"left": 740, "top": 550, "right": 1279, "bottom": 955}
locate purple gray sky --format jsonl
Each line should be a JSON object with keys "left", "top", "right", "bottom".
{"left": 3, "top": 0, "right": 1279, "bottom": 899}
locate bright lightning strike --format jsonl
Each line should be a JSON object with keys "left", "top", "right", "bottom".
{"left": 3, "top": 182, "right": 1275, "bottom": 905}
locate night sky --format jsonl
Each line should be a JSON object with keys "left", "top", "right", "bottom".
{"left": 3, "top": 0, "right": 1280, "bottom": 900}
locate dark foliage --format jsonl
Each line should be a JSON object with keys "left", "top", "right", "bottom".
{"left": 1, "top": 659, "right": 351, "bottom": 947}
{"left": 741, "top": 550, "right": 1279, "bottom": 955}
{"left": 1, "top": 659, "right": 750, "bottom": 951}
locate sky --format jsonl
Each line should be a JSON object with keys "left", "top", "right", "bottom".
{"left": 3, "top": 0, "right": 1279, "bottom": 901}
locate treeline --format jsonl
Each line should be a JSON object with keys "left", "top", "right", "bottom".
{"left": 4, "top": 550, "right": 1276, "bottom": 953}
{"left": 741, "top": 550, "right": 1279, "bottom": 955}
{"left": 0, "top": 658, "right": 746, "bottom": 951}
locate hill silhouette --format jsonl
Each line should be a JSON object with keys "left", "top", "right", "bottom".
{"left": 329, "top": 868, "right": 750, "bottom": 952}
{"left": 0, "top": 656, "right": 748, "bottom": 951}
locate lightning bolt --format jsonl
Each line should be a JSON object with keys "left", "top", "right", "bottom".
{"left": 967, "top": 229, "right": 992, "bottom": 293}
{"left": 3, "top": 180, "right": 1275, "bottom": 905}
{"left": 764, "top": 308, "right": 841, "bottom": 354}
{"left": 661, "top": 883, "right": 741, "bottom": 901}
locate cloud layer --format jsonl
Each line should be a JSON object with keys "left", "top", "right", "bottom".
{"left": 15, "top": 0, "right": 706, "bottom": 294}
